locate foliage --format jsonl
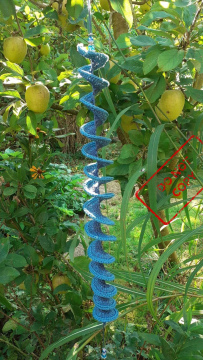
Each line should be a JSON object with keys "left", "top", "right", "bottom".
{"left": 0, "top": 0, "right": 203, "bottom": 359}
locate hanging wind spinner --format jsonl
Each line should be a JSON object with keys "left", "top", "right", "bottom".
{"left": 77, "top": 0, "right": 118, "bottom": 357}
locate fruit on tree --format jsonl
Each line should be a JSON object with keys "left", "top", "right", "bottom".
{"left": 109, "top": 60, "right": 121, "bottom": 84}
{"left": 140, "top": 1, "right": 152, "bottom": 14}
{"left": 25, "top": 84, "right": 50, "bottom": 113}
{"left": 100, "top": 0, "right": 110, "bottom": 11}
{"left": 52, "top": 0, "right": 68, "bottom": 14}
{"left": 3, "top": 36, "right": 27, "bottom": 64}
{"left": 40, "top": 44, "right": 50, "bottom": 56}
{"left": 121, "top": 115, "right": 139, "bottom": 133}
{"left": 155, "top": 90, "right": 185, "bottom": 121}
{"left": 52, "top": 274, "right": 70, "bottom": 294}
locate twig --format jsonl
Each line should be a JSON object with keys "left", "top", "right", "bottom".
{"left": 183, "top": 0, "right": 203, "bottom": 48}
{"left": 28, "top": 0, "right": 47, "bottom": 9}
{"left": 92, "top": 17, "right": 106, "bottom": 41}
{"left": 132, "top": 0, "right": 148, "bottom": 4}
{"left": 0, "top": 338, "right": 39, "bottom": 359}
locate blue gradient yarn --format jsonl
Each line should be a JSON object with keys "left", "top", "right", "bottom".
{"left": 77, "top": 43, "right": 118, "bottom": 323}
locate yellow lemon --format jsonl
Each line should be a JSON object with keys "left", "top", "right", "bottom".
{"left": 52, "top": 274, "right": 70, "bottom": 294}
{"left": 40, "top": 44, "right": 50, "bottom": 56}
{"left": 100, "top": 0, "right": 110, "bottom": 11}
{"left": 3, "top": 37, "right": 27, "bottom": 64}
{"left": 140, "top": 1, "right": 152, "bottom": 13}
{"left": 121, "top": 115, "right": 139, "bottom": 133}
{"left": 155, "top": 90, "right": 185, "bottom": 121}
{"left": 52, "top": 0, "right": 68, "bottom": 14}
{"left": 109, "top": 60, "right": 121, "bottom": 84}
{"left": 25, "top": 84, "right": 50, "bottom": 113}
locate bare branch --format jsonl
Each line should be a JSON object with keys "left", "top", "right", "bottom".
{"left": 28, "top": 0, "right": 47, "bottom": 9}
{"left": 132, "top": 0, "right": 148, "bottom": 5}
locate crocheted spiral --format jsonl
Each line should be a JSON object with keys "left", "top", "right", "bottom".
{"left": 77, "top": 43, "right": 118, "bottom": 323}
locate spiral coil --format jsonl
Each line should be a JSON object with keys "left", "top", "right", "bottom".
{"left": 77, "top": 43, "right": 118, "bottom": 323}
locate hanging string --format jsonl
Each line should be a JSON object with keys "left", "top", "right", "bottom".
{"left": 87, "top": 0, "right": 95, "bottom": 51}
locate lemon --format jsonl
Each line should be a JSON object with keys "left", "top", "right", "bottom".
{"left": 109, "top": 60, "right": 121, "bottom": 84}
{"left": 100, "top": 0, "right": 110, "bottom": 11}
{"left": 52, "top": 0, "right": 68, "bottom": 14}
{"left": 3, "top": 36, "right": 27, "bottom": 64}
{"left": 52, "top": 274, "right": 70, "bottom": 294}
{"left": 40, "top": 44, "right": 50, "bottom": 56}
{"left": 155, "top": 90, "right": 185, "bottom": 121}
{"left": 140, "top": 1, "right": 152, "bottom": 13}
{"left": 25, "top": 84, "right": 50, "bottom": 113}
{"left": 121, "top": 115, "right": 139, "bottom": 133}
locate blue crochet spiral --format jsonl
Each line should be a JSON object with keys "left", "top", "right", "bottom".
{"left": 77, "top": 43, "right": 118, "bottom": 323}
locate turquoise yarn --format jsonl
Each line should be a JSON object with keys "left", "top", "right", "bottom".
{"left": 77, "top": 43, "right": 118, "bottom": 323}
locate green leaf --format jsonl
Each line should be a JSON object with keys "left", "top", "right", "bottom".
{"left": 24, "top": 25, "right": 50, "bottom": 38}
{"left": 0, "top": 293, "right": 14, "bottom": 310}
{"left": 24, "top": 185, "right": 37, "bottom": 193}
{"left": 23, "top": 245, "right": 39, "bottom": 266}
{"left": 144, "top": 76, "right": 166, "bottom": 103}
{"left": 66, "top": 0, "right": 83, "bottom": 19}
{"left": 160, "top": 338, "right": 176, "bottom": 360}
{"left": 141, "top": 11, "right": 175, "bottom": 26}
{"left": 39, "top": 322, "right": 103, "bottom": 360}
{"left": 0, "top": 267, "right": 20, "bottom": 285}
{"left": 14, "top": 207, "right": 30, "bottom": 217}
{"left": 76, "top": 108, "right": 87, "bottom": 127}
{"left": 147, "top": 124, "right": 165, "bottom": 234}
{"left": 0, "top": 239, "right": 9, "bottom": 264}
{"left": 0, "top": 0, "right": 16, "bottom": 18}
{"left": 2, "top": 317, "right": 18, "bottom": 332}
{"left": 3, "top": 187, "right": 17, "bottom": 196}
{"left": 70, "top": 45, "right": 88, "bottom": 68}
{"left": 143, "top": 48, "right": 162, "bottom": 75}
{"left": 185, "top": 87, "right": 203, "bottom": 103}
{"left": 6, "top": 254, "right": 27, "bottom": 268}
{"left": 106, "top": 161, "right": 129, "bottom": 176}
{"left": 131, "top": 35, "right": 156, "bottom": 47}
{"left": 116, "top": 33, "right": 132, "bottom": 49}
{"left": 26, "top": 112, "right": 37, "bottom": 135}
{"left": 1, "top": 61, "right": 24, "bottom": 76}
{"left": 147, "top": 225, "right": 203, "bottom": 319}
{"left": 110, "top": 0, "right": 133, "bottom": 28}
{"left": 0, "top": 90, "right": 21, "bottom": 99}
{"left": 118, "top": 144, "right": 138, "bottom": 161}
{"left": 158, "top": 49, "right": 184, "bottom": 71}
{"left": 39, "top": 235, "right": 55, "bottom": 253}
{"left": 120, "top": 168, "right": 144, "bottom": 261}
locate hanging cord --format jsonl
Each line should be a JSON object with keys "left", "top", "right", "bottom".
{"left": 87, "top": 0, "right": 95, "bottom": 51}
{"left": 101, "top": 323, "right": 107, "bottom": 359}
